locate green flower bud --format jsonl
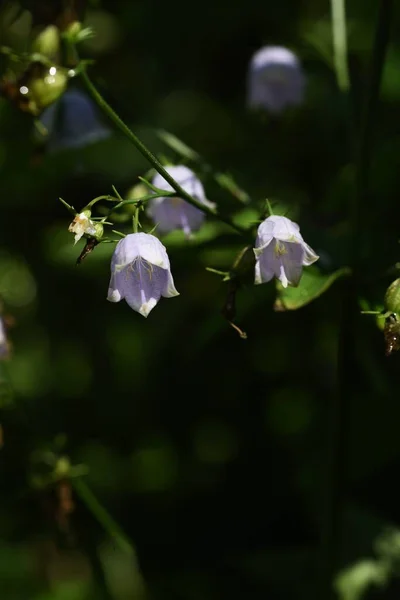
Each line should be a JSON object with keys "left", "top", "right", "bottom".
{"left": 384, "top": 278, "right": 400, "bottom": 314}
{"left": 65, "top": 21, "right": 82, "bottom": 38}
{"left": 124, "top": 183, "right": 148, "bottom": 214}
{"left": 31, "top": 25, "right": 60, "bottom": 59}
{"left": 28, "top": 65, "right": 68, "bottom": 113}
{"left": 92, "top": 222, "right": 104, "bottom": 241}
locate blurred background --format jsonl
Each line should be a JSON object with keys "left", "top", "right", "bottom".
{"left": 1, "top": 0, "right": 400, "bottom": 598}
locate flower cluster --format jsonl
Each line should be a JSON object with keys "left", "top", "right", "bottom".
{"left": 66, "top": 162, "right": 318, "bottom": 318}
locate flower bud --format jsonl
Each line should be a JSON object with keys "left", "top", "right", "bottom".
{"left": 384, "top": 278, "right": 400, "bottom": 314}
{"left": 65, "top": 21, "right": 82, "bottom": 38}
{"left": 92, "top": 222, "right": 104, "bottom": 241}
{"left": 124, "top": 183, "right": 148, "bottom": 214}
{"left": 28, "top": 65, "right": 68, "bottom": 113}
{"left": 31, "top": 25, "right": 60, "bottom": 59}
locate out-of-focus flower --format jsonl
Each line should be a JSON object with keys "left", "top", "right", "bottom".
{"left": 39, "top": 88, "right": 110, "bottom": 151}
{"left": 247, "top": 46, "right": 305, "bottom": 113}
{"left": 31, "top": 25, "right": 61, "bottom": 60}
{"left": 68, "top": 210, "right": 97, "bottom": 244}
{"left": 0, "top": 317, "right": 9, "bottom": 360}
{"left": 254, "top": 215, "right": 318, "bottom": 288}
{"left": 1, "top": 62, "right": 68, "bottom": 116}
{"left": 107, "top": 233, "right": 179, "bottom": 317}
{"left": 147, "top": 165, "right": 214, "bottom": 237}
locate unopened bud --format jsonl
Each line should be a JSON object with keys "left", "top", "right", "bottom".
{"left": 32, "top": 25, "right": 60, "bottom": 59}
{"left": 27, "top": 65, "right": 68, "bottom": 114}
{"left": 384, "top": 278, "right": 400, "bottom": 314}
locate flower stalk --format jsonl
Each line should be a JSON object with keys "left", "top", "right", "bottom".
{"left": 79, "top": 67, "right": 250, "bottom": 238}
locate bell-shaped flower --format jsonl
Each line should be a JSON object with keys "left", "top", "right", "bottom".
{"left": 68, "top": 210, "right": 97, "bottom": 244}
{"left": 147, "top": 165, "right": 213, "bottom": 237}
{"left": 107, "top": 233, "right": 179, "bottom": 317}
{"left": 247, "top": 46, "right": 305, "bottom": 113}
{"left": 39, "top": 88, "right": 110, "bottom": 152}
{"left": 254, "top": 216, "right": 318, "bottom": 288}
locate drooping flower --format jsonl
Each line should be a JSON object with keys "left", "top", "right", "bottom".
{"left": 147, "top": 165, "right": 213, "bottom": 237}
{"left": 254, "top": 215, "right": 318, "bottom": 288}
{"left": 107, "top": 233, "right": 179, "bottom": 317}
{"left": 39, "top": 88, "right": 110, "bottom": 152}
{"left": 68, "top": 210, "right": 97, "bottom": 244}
{"left": 247, "top": 46, "right": 305, "bottom": 113}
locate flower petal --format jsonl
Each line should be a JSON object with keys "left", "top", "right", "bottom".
{"left": 254, "top": 219, "right": 275, "bottom": 255}
{"left": 255, "top": 240, "right": 278, "bottom": 284}
{"left": 280, "top": 242, "right": 304, "bottom": 286}
{"left": 147, "top": 198, "right": 204, "bottom": 235}
{"left": 152, "top": 165, "right": 206, "bottom": 201}
{"left": 107, "top": 270, "right": 124, "bottom": 303}
{"left": 301, "top": 242, "right": 319, "bottom": 266}
{"left": 123, "top": 261, "right": 168, "bottom": 317}
{"left": 268, "top": 216, "right": 303, "bottom": 244}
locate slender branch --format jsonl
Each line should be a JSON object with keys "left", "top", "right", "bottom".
{"left": 79, "top": 68, "right": 250, "bottom": 238}
{"left": 133, "top": 206, "right": 140, "bottom": 233}
{"left": 72, "top": 477, "right": 134, "bottom": 555}
{"left": 355, "top": 0, "right": 394, "bottom": 259}
{"left": 330, "top": 0, "right": 350, "bottom": 91}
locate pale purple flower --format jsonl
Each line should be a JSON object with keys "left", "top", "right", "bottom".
{"left": 107, "top": 233, "right": 179, "bottom": 317}
{"left": 254, "top": 216, "right": 318, "bottom": 288}
{"left": 247, "top": 46, "right": 305, "bottom": 113}
{"left": 39, "top": 88, "right": 110, "bottom": 152}
{"left": 147, "top": 165, "right": 213, "bottom": 237}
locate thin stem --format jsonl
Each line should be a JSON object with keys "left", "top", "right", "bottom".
{"left": 86, "top": 195, "right": 117, "bottom": 208}
{"left": 72, "top": 478, "right": 134, "bottom": 555}
{"left": 330, "top": 0, "right": 350, "bottom": 91}
{"left": 355, "top": 0, "right": 393, "bottom": 260}
{"left": 80, "top": 68, "right": 250, "bottom": 238}
{"left": 111, "top": 192, "right": 175, "bottom": 212}
{"left": 156, "top": 129, "right": 251, "bottom": 204}
{"left": 323, "top": 2, "right": 394, "bottom": 596}
{"left": 133, "top": 207, "right": 140, "bottom": 233}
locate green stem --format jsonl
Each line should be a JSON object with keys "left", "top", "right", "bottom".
{"left": 72, "top": 477, "right": 134, "bottom": 555}
{"left": 355, "top": 0, "right": 393, "bottom": 259}
{"left": 83, "top": 536, "right": 114, "bottom": 600}
{"left": 323, "top": 2, "right": 394, "bottom": 595}
{"left": 80, "top": 68, "right": 249, "bottom": 238}
{"left": 111, "top": 192, "right": 175, "bottom": 212}
{"left": 133, "top": 206, "right": 140, "bottom": 233}
{"left": 330, "top": 0, "right": 350, "bottom": 91}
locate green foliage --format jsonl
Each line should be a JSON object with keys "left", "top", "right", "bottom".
{"left": 274, "top": 267, "right": 351, "bottom": 311}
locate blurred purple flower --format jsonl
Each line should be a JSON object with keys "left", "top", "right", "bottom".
{"left": 147, "top": 165, "right": 214, "bottom": 237}
{"left": 254, "top": 216, "right": 318, "bottom": 288}
{"left": 107, "top": 233, "right": 179, "bottom": 317}
{"left": 247, "top": 46, "right": 305, "bottom": 113}
{"left": 39, "top": 88, "right": 110, "bottom": 152}
{"left": 0, "top": 317, "right": 9, "bottom": 359}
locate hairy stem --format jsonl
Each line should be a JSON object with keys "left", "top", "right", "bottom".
{"left": 80, "top": 69, "right": 250, "bottom": 238}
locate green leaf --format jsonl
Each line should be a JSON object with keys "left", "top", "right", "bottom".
{"left": 274, "top": 267, "right": 351, "bottom": 311}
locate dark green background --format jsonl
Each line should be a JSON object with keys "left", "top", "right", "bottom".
{"left": 1, "top": 1, "right": 400, "bottom": 598}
